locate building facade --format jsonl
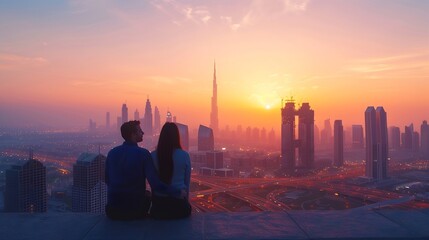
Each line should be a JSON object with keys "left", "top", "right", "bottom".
{"left": 334, "top": 120, "right": 344, "bottom": 167}
{"left": 154, "top": 106, "right": 161, "bottom": 135}
{"left": 198, "top": 125, "right": 214, "bottom": 151}
{"left": 402, "top": 124, "right": 413, "bottom": 149}
{"left": 143, "top": 98, "right": 153, "bottom": 136}
{"left": 389, "top": 126, "right": 400, "bottom": 150}
{"left": 281, "top": 100, "right": 314, "bottom": 169}
{"left": 72, "top": 153, "right": 107, "bottom": 214}
{"left": 210, "top": 61, "right": 219, "bottom": 134}
{"left": 176, "top": 122, "right": 189, "bottom": 151}
{"left": 421, "top": 120, "right": 429, "bottom": 159}
{"left": 106, "top": 112, "right": 110, "bottom": 129}
{"left": 365, "top": 106, "right": 388, "bottom": 180}
{"left": 121, "top": 103, "right": 128, "bottom": 124}
{"left": 134, "top": 109, "right": 140, "bottom": 121}
{"left": 352, "top": 125, "right": 364, "bottom": 149}
{"left": 5, "top": 158, "right": 47, "bottom": 212}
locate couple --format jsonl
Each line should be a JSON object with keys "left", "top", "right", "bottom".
{"left": 105, "top": 120, "right": 191, "bottom": 220}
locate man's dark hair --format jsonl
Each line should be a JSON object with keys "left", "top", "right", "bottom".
{"left": 121, "top": 120, "right": 141, "bottom": 141}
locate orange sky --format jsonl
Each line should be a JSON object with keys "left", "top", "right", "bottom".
{"left": 0, "top": 0, "right": 428, "bottom": 133}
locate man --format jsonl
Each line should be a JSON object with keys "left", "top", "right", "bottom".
{"left": 105, "top": 120, "right": 178, "bottom": 220}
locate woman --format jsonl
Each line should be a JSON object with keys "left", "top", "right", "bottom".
{"left": 150, "top": 122, "right": 192, "bottom": 219}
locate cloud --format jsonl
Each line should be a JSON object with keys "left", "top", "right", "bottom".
{"left": 184, "top": 7, "right": 212, "bottom": 24}
{"left": 147, "top": 75, "right": 192, "bottom": 85}
{"left": 347, "top": 51, "right": 429, "bottom": 74}
{"left": 70, "top": 80, "right": 109, "bottom": 87}
{"left": 220, "top": 0, "right": 309, "bottom": 31}
{"left": 149, "top": 0, "right": 212, "bottom": 25}
{"left": 249, "top": 0, "right": 309, "bottom": 12}
{"left": 149, "top": 0, "right": 309, "bottom": 31}
{"left": 221, "top": 11, "right": 254, "bottom": 31}
{"left": 348, "top": 64, "right": 393, "bottom": 73}
{"left": 363, "top": 52, "right": 429, "bottom": 63}
{"left": 0, "top": 53, "right": 48, "bottom": 70}
{"left": 282, "top": 0, "right": 310, "bottom": 12}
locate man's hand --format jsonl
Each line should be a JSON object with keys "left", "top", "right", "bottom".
{"left": 180, "top": 189, "right": 188, "bottom": 198}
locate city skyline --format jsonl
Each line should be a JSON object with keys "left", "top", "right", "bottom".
{"left": 0, "top": 0, "right": 428, "bottom": 131}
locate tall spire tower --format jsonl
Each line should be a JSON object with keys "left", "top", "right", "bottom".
{"left": 210, "top": 61, "right": 219, "bottom": 134}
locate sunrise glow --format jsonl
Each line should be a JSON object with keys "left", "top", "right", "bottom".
{"left": 0, "top": 0, "right": 428, "bottom": 132}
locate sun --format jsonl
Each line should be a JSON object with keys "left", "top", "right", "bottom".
{"left": 265, "top": 104, "right": 271, "bottom": 110}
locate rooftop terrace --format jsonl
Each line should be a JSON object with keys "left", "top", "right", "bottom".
{"left": 2, "top": 208, "right": 429, "bottom": 239}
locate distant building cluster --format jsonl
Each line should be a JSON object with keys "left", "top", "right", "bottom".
{"left": 91, "top": 98, "right": 172, "bottom": 141}
{"left": 388, "top": 121, "right": 429, "bottom": 159}
{"left": 214, "top": 125, "right": 276, "bottom": 149}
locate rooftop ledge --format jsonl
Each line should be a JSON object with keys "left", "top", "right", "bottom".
{"left": 1, "top": 209, "right": 429, "bottom": 240}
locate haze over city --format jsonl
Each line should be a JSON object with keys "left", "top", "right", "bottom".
{"left": 2, "top": 3, "right": 429, "bottom": 240}
{"left": 1, "top": 0, "right": 428, "bottom": 131}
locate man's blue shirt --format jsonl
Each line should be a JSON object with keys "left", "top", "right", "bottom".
{"left": 105, "top": 141, "right": 178, "bottom": 209}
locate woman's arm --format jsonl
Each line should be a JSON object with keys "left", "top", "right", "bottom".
{"left": 184, "top": 152, "right": 191, "bottom": 199}
{"left": 144, "top": 150, "right": 181, "bottom": 197}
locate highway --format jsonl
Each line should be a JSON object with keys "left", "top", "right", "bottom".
{"left": 189, "top": 164, "right": 429, "bottom": 212}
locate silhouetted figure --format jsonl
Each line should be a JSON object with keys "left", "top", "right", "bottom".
{"left": 150, "top": 122, "right": 192, "bottom": 219}
{"left": 105, "top": 120, "right": 179, "bottom": 220}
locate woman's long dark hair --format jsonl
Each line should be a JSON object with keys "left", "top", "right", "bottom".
{"left": 156, "top": 122, "right": 182, "bottom": 184}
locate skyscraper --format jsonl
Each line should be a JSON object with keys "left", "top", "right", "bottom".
{"left": 121, "top": 103, "right": 128, "bottom": 124}
{"left": 117, "top": 116, "right": 122, "bottom": 129}
{"left": 5, "top": 155, "right": 47, "bottom": 212}
{"left": 320, "top": 119, "right": 332, "bottom": 149}
{"left": 72, "top": 153, "right": 107, "bottom": 214}
{"left": 389, "top": 126, "right": 400, "bottom": 150}
{"left": 365, "top": 106, "right": 388, "bottom": 180}
{"left": 281, "top": 100, "right": 314, "bottom": 169}
{"left": 252, "top": 127, "right": 260, "bottom": 143}
{"left": 297, "top": 103, "right": 315, "bottom": 168}
{"left": 134, "top": 109, "right": 140, "bottom": 121}
{"left": 334, "top": 120, "right": 344, "bottom": 167}
{"left": 261, "top": 127, "right": 267, "bottom": 142}
{"left": 413, "top": 131, "right": 420, "bottom": 153}
{"left": 210, "top": 61, "right": 219, "bottom": 134}
{"left": 281, "top": 100, "right": 296, "bottom": 169}
{"left": 176, "top": 122, "right": 189, "bottom": 151}
{"left": 245, "top": 126, "right": 252, "bottom": 144}
{"left": 198, "top": 125, "right": 214, "bottom": 151}
{"left": 421, "top": 120, "right": 429, "bottom": 159}
{"left": 268, "top": 128, "right": 275, "bottom": 144}
{"left": 314, "top": 125, "right": 320, "bottom": 148}
{"left": 403, "top": 124, "right": 414, "bottom": 149}
{"left": 352, "top": 125, "right": 364, "bottom": 148}
{"left": 154, "top": 106, "right": 161, "bottom": 134}
{"left": 143, "top": 98, "right": 153, "bottom": 136}
{"left": 89, "top": 119, "right": 96, "bottom": 132}
{"left": 166, "top": 111, "right": 172, "bottom": 123}
{"left": 106, "top": 112, "right": 110, "bottom": 129}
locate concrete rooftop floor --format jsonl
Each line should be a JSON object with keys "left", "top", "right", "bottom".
{"left": 1, "top": 208, "right": 429, "bottom": 240}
